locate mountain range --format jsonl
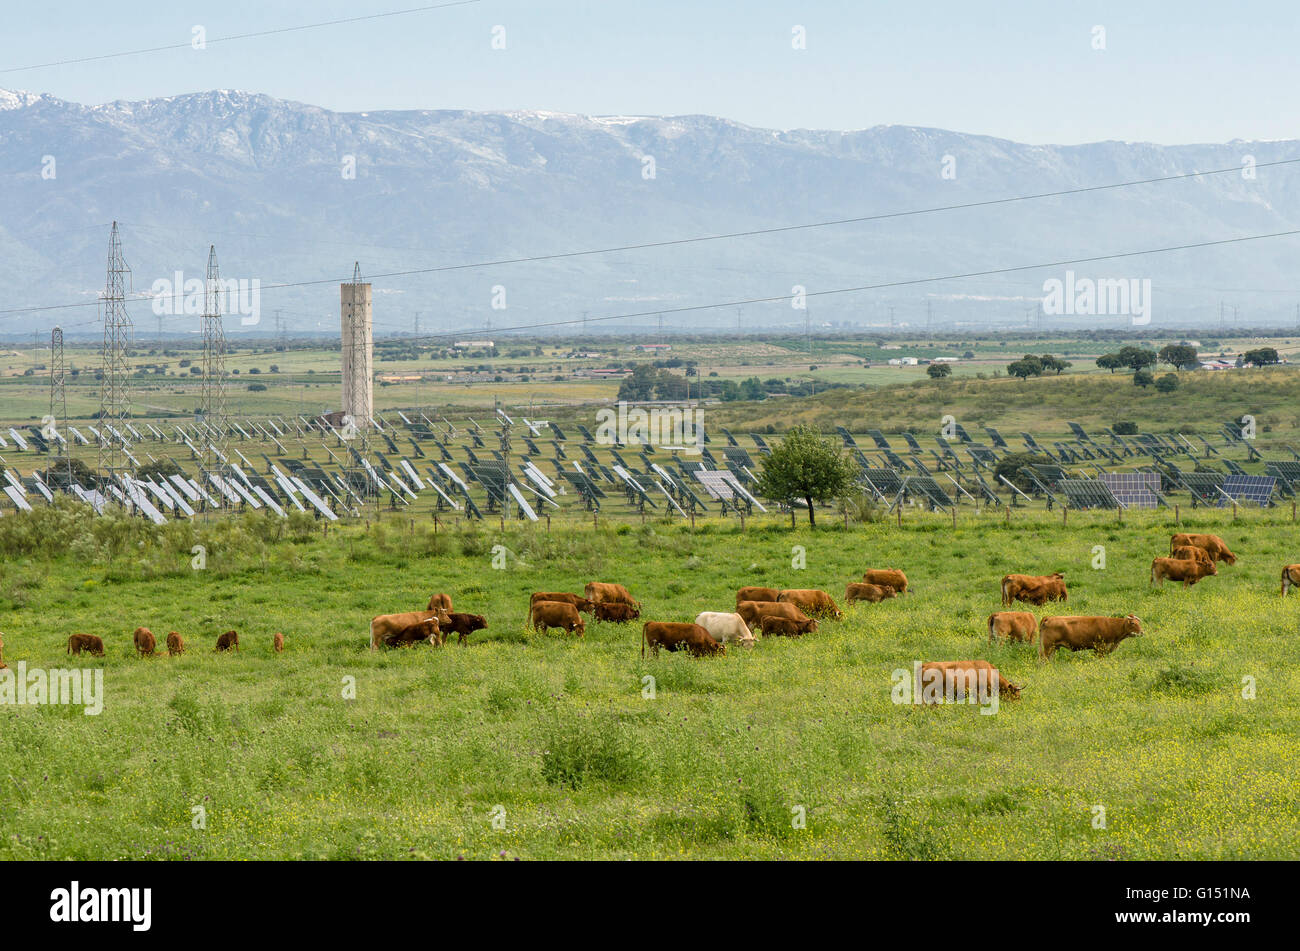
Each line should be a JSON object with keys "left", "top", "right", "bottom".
{"left": 2, "top": 86, "right": 1299, "bottom": 338}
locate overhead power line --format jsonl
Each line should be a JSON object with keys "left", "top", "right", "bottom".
{"left": 414, "top": 228, "right": 1300, "bottom": 339}
{"left": 2, "top": 157, "right": 1298, "bottom": 323}
{"left": 0, "top": 1, "right": 481, "bottom": 75}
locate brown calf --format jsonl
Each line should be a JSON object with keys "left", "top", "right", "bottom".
{"left": 531, "top": 601, "right": 586, "bottom": 637}
{"left": 442, "top": 612, "right": 488, "bottom": 646}
{"left": 133, "top": 626, "right": 157, "bottom": 657}
{"left": 845, "top": 582, "right": 897, "bottom": 604}
{"left": 594, "top": 601, "right": 641, "bottom": 623}
{"left": 273, "top": 632, "right": 285, "bottom": 653}
{"left": 1151, "top": 557, "right": 1217, "bottom": 587}
{"left": 215, "top": 630, "right": 240, "bottom": 653}
{"left": 67, "top": 633, "right": 105, "bottom": 656}
{"left": 166, "top": 632, "right": 186, "bottom": 656}
{"left": 760, "top": 615, "right": 817, "bottom": 637}
{"left": 987, "top": 611, "right": 1038, "bottom": 644}
{"left": 641, "top": 621, "right": 724, "bottom": 658}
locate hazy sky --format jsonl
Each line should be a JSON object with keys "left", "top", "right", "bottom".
{"left": 2, "top": 1, "right": 1297, "bottom": 144}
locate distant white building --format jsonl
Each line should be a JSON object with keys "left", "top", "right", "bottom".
{"left": 453, "top": 340, "right": 495, "bottom": 349}
{"left": 887, "top": 357, "right": 919, "bottom": 366}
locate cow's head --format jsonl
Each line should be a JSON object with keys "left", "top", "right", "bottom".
{"left": 573, "top": 619, "right": 586, "bottom": 635}
{"left": 1204, "top": 562, "right": 1218, "bottom": 576}
{"left": 1222, "top": 550, "right": 1237, "bottom": 565}
{"left": 576, "top": 598, "right": 595, "bottom": 613}
{"left": 1123, "top": 614, "right": 1143, "bottom": 636}
{"left": 467, "top": 614, "right": 488, "bottom": 631}
{"left": 420, "top": 619, "right": 441, "bottom": 643}
{"left": 1002, "top": 681, "right": 1022, "bottom": 700}
{"left": 740, "top": 635, "right": 757, "bottom": 649}
{"left": 799, "top": 619, "right": 818, "bottom": 634}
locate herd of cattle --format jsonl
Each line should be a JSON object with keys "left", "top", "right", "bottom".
{"left": 5, "top": 532, "right": 1297, "bottom": 707}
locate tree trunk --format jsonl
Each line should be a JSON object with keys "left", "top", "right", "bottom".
{"left": 806, "top": 494, "right": 816, "bottom": 527}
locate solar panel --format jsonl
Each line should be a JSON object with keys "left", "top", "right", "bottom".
{"left": 724, "top": 446, "right": 755, "bottom": 467}
{"left": 693, "top": 469, "right": 736, "bottom": 501}
{"left": 862, "top": 468, "right": 904, "bottom": 496}
{"left": 1219, "top": 475, "right": 1275, "bottom": 507}
{"left": 906, "top": 476, "right": 954, "bottom": 510}
{"left": 1100, "top": 471, "right": 1160, "bottom": 509}
{"left": 1058, "top": 478, "right": 1120, "bottom": 510}
{"left": 1266, "top": 461, "right": 1300, "bottom": 489}
{"left": 1178, "top": 472, "right": 1226, "bottom": 504}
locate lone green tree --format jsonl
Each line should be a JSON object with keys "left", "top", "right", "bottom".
{"left": 926, "top": 362, "right": 952, "bottom": 379}
{"left": 754, "top": 425, "right": 857, "bottom": 528}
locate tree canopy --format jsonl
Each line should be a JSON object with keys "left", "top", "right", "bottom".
{"left": 753, "top": 425, "right": 857, "bottom": 528}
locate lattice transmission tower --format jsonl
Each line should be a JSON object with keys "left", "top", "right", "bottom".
{"left": 201, "top": 245, "right": 229, "bottom": 502}
{"left": 97, "top": 221, "right": 133, "bottom": 482}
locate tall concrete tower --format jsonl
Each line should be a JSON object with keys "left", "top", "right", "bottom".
{"left": 340, "top": 262, "right": 373, "bottom": 429}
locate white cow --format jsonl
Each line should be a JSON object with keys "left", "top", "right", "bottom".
{"left": 693, "top": 612, "right": 756, "bottom": 647}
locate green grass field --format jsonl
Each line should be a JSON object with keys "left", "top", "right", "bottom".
{"left": 1, "top": 504, "right": 1296, "bottom": 859}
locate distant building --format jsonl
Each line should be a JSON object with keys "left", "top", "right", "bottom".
{"left": 453, "top": 340, "right": 495, "bottom": 349}
{"left": 634, "top": 343, "right": 672, "bottom": 352}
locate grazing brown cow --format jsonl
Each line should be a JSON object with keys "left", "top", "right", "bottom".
{"left": 370, "top": 610, "right": 444, "bottom": 650}
{"left": 426, "top": 592, "right": 453, "bottom": 613}
{"left": 1001, "top": 573, "right": 1067, "bottom": 607}
{"left": 530, "top": 591, "right": 595, "bottom": 611}
{"left": 594, "top": 602, "right": 641, "bottom": 623}
{"left": 1039, "top": 615, "right": 1142, "bottom": 660}
{"left": 442, "top": 612, "right": 488, "bottom": 646}
{"left": 67, "top": 633, "right": 105, "bottom": 656}
{"left": 584, "top": 582, "right": 640, "bottom": 609}
{"left": 1151, "top": 557, "right": 1217, "bottom": 587}
{"left": 383, "top": 618, "right": 441, "bottom": 648}
{"left": 641, "top": 621, "right": 724, "bottom": 658}
{"left": 531, "top": 600, "right": 586, "bottom": 637}
{"left": 273, "top": 632, "right": 285, "bottom": 653}
{"left": 987, "top": 611, "right": 1038, "bottom": 644}
{"left": 845, "top": 582, "right": 897, "bottom": 604}
{"left": 778, "top": 589, "right": 843, "bottom": 619}
{"left": 918, "top": 661, "right": 1021, "bottom": 702}
{"left": 736, "top": 599, "right": 816, "bottom": 632}
{"left": 133, "top": 627, "right": 157, "bottom": 657}
{"left": 1282, "top": 564, "right": 1300, "bottom": 596}
{"left": 1170, "top": 545, "right": 1214, "bottom": 568}
{"left": 215, "top": 630, "right": 240, "bottom": 653}
{"left": 1170, "top": 533, "right": 1236, "bottom": 565}
{"left": 760, "top": 615, "right": 817, "bottom": 638}
{"left": 862, "top": 569, "right": 909, "bottom": 594}
{"left": 735, "top": 586, "right": 780, "bottom": 605}
{"left": 166, "top": 632, "right": 186, "bottom": 656}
